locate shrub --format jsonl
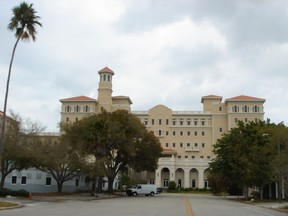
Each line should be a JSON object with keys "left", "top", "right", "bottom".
{"left": 168, "top": 181, "right": 176, "bottom": 190}
{"left": 0, "top": 188, "right": 29, "bottom": 197}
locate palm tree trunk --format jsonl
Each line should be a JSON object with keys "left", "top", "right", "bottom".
{"left": 0, "top": 35, "right": 21, "bottom": 161}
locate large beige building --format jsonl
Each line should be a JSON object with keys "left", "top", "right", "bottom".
{"left": 59, "top": 67, "right": 265, "bottom": 189}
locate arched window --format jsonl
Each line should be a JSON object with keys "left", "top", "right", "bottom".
{"left": 74, "top": 105, "right": 81, "bottom": 112}
{"left": 242, "top": 105, "right": 249, "bottom": 113}
{"left": 65, "top": 105, "right": 71, "bottom": 112}
{"left": 232, "top": 105, "right": 239, "bottom": 112}
{"left": 84, "top": 105, "right": 90, "bottom": 112}
{"left": 252, "top": 105, "right": 259, "bottom": 112}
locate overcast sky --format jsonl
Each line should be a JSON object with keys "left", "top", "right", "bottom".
{"left": 1, "top": 0, "right": 288, "bottom": 132}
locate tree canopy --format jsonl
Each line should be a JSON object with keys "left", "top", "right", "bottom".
{"left": 209, "top": 120, "right": 288, "bottom": 199}
{"left": 61, "top": 110, "right": 162, "bottom": 192}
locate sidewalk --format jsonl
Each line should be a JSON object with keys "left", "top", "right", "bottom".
{"left": 224, "top": 195, "right": 288, "bottom": 212}
{"left": 30, "top": 192, "right": 123, "bottom": 202}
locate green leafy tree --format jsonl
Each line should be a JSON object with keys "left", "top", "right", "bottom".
{"left": 209, "top": 120, "right": 277, "bottom": 199}
{"left": 1, "top": 2, "right": 42, "bottom": 163}
{"left": 62, "top": 110, "right": 162, "bottom": 193}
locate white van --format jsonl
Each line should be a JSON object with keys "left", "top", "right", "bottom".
{"left": 126, "top": 184, "right": 157, "bottom": 196}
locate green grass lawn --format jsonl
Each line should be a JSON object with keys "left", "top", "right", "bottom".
{"left": 0, "top": 201, "right": 18, "bottom": 208}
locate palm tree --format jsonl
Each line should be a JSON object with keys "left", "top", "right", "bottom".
{"left": 0, "top": 2, "right": 42, "bottom": 161}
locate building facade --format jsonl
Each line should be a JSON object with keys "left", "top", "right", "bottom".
{"left": 59, "top": 66, "right": 265, "bottom": 190}
{"left": 133, "top": 95, "right": 265, "bottom": 189}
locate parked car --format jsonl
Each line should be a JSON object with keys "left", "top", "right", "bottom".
{"left": 126, "top": 184, "right": 157, "bottom": 196}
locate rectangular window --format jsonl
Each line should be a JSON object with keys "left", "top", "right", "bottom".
{"left": 21, "top": 176, "right": 27, "bottom": 185}
{"left": 173, "top": 143, "right": 175, "bottom": 147}
{"left": 202, "top": 131, "right": 205, "bottom": 136}
{"left": 166, "top": 119, "right": 169, "bottom": 125}
{"left": 185, "top": 156, "right": 188, "bottom": 159}
{"left": 159, "top": 119, "right": 162, "bottom": 125}
{"left": 202, "top": 143, "right": 205, "bottom": 148}
{"left": 191, "top": 156, "right": 195, "bottom": 159}
{"left": 187, "top": 143, "right": 190, "bottom": 147}
{"left": 245, "top": 118, "right": 248, "bottom": 122}
{"left": 163, "top": 179, "right": 169, "bottom": 188}
{"left": 194, "top": 143, "right": 198, "bottom": 148}
{"left": 219, "top": 107, "right": 222, "bottom": 111}
{"left": 165, "top": 143, "right": 169, "bottom": 147}
{"left": 84, "top": 105, "right": 90, "bottom": 112}
{"left": 235, "top": 118, "right": 238, "bottom": 123}
{"left": 187, "top": 131, "right": 190, "bottom": 136}
{"left": 11, "top": 176, "right": 17, "bottom": 184}
{"left": 172, "top": 119, "right": 176, "bottom": 125}
{"left": 201, "top": 119, "right": 205, "bottom": 126}
{"left": 180, "top": 143, "right": 183, "bottom": 148}
{"left": 180, "top": 131, "right": 183, "bottom": 136}
{"left": 173, "top": 131, "right": 176, "bottom": 136}
{"left": 178, "top": 156, "right": 181, "bottom": 159}
{"left": 200, "top": 156, "right": 204, "bottom": 159}
{"left": 46, "top": 177, "right": 52, "bottom": 186}
{"left": 166, "top": 131, "right": 169, "bottom": 136}
{"left": 219, "top": 128, "right": 223, "bottom": 132}
{"left": 194, "top": 131, "right": 197, "bottom": 136}
{"left": 151, "top": 119, "right": 154, "bottom": 125}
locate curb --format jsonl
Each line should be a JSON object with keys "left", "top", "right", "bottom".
{"left": 0, "top": 202, "right": 24, "bottom": 210}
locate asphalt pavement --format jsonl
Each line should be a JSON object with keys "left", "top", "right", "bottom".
{"left": 0, "top": 192, "right": 287, "bottom": 212}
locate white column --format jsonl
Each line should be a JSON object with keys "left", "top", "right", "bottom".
{"left": 170, "top": 166, "right": 175, "bottom": 182}
{"left": 155, "top": 168, "right": 161, "bottom": 187}
{"left": 198, "top": 168, "right": 205, "bottom": 188}
{"left": 184, "top": 168, "right": 190, "bottom": 188}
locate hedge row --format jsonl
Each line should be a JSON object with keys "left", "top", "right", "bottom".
{"left": 0, "top": 188, "right": 29, "bottom": 197}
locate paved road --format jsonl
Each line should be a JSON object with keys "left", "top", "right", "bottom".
{"left": 1, "top": 193, "right": 287, "bottom": 216}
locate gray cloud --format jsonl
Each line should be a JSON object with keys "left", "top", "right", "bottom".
{"left": 1, "top": 0, "right": 288, "bottom": 131}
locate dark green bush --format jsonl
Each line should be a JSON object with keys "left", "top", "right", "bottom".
{"left": 168, "top": 181, "right": 176, "bottom": 190}
{"left": 0, "top": 188, "right": 29, "bottom": 197}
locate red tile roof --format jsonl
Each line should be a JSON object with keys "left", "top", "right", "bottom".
{"left": 98, "top": 66, "right": 114, "bottom": 75}
{"left": 225, "top": 95, "right": 265, "bottom": 102}
{"left": 59, "top": 95, "right": 97, "bottom": 102}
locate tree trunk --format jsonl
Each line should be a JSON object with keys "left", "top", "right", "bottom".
{"left": 0, "top": 172, "right": 6, "bottom": 190}
{"left": 0, "top": 160, "right": 8, "bottom": 190}
{"left": 107, "top": 176, "right": 115, "bottom": 193}
{"left": 96, "top": 176, "right": 103, "bottom": 193}
{"left": 0, "top": 35, "right": 21, "bottom": 162}
{"left": 91, "top": 177, "right": 96, "bottom": 195}
{"left": 57, "top": 181, "right": 63, "bottom": 193}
